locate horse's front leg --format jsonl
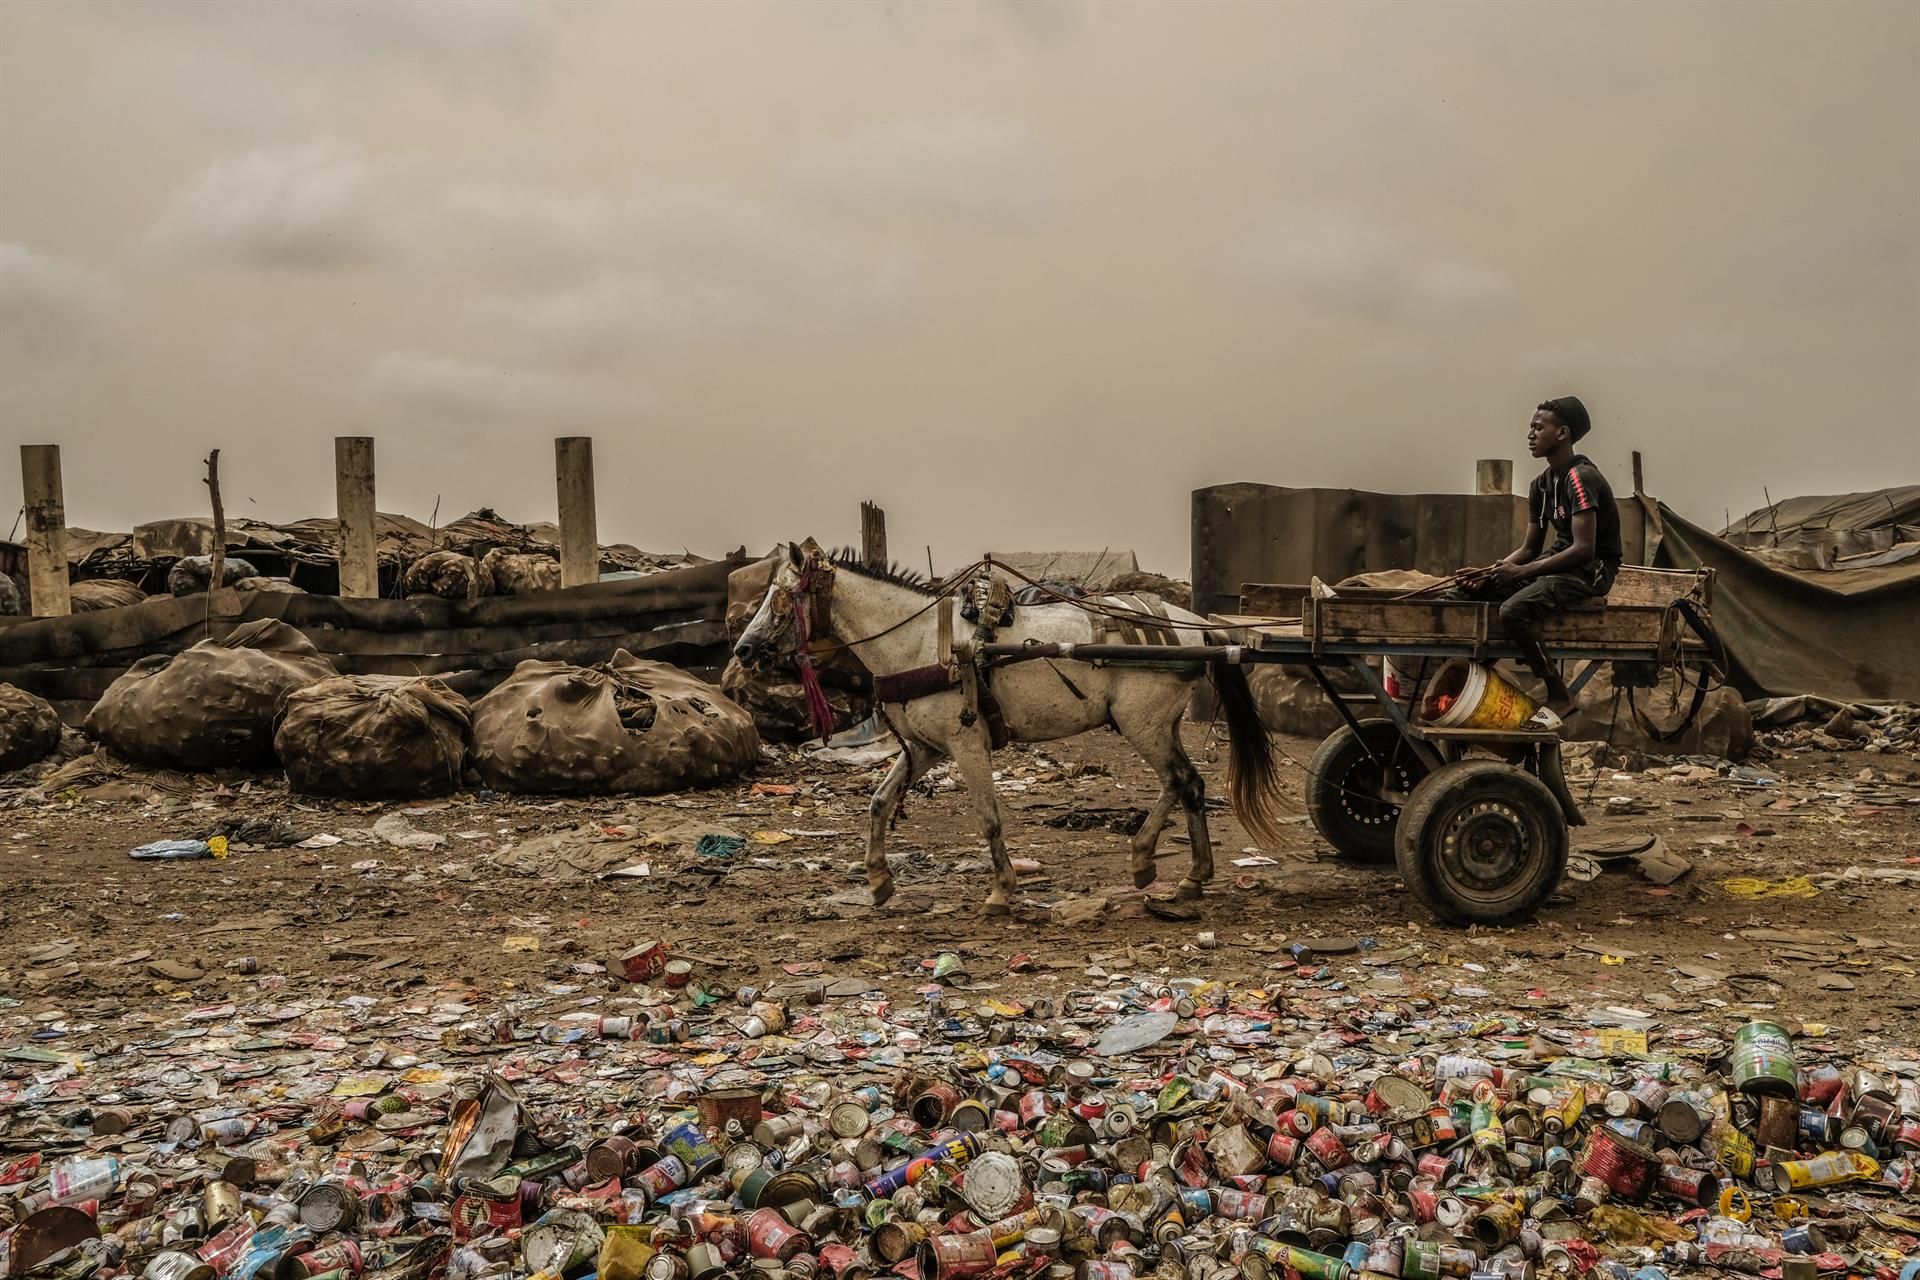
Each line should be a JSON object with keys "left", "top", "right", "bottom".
{"left": 947, "top": 731, "right": 1016, "bottom": 915}
{"left": 866, "top": 736, "right": 937, "bottom": 907}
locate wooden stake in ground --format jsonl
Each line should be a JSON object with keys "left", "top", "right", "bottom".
{"left": 334, "top": 436, "right": 378, "bottom": 598}
{"left": 19, "top": 445, "right": 70, "bottom": 617}
{"left": 205, "top": 449, "right": 226, "bottom": 636}
{"left": 861, "top": 500, "right": 887, "bottom": 569}
{"left": 555, "top": 437, "right": 599, "bottom": 589}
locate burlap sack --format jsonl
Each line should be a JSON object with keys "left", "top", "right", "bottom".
{"left": 404, "top": 551, "right": 490, "bottom": 601}
{"left": 0, "top": 683, "right": 62, "bottom": 772}
{"left": 472, "top": 650, "right": 759, "bottom": 794}
{"left": 85, "top": 619, "right": 337, "bottom": 769}
{"left": 230, "top": 577, "right": 305, "bottom": 594}
{"left": 167, "top": 556, "right": 259, "bottom": 596}
{"left": 482, "top": 548, "right": 562, "bottom": 596}
{"left": 275, "top": 675, "right": 472, "bottom": 798}
{"left": 69, "top": 579, "right": 148, "bottom": 612}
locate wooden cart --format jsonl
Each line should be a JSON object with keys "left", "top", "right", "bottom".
{"left": 984, "top": 566, "right": 1719, "bottom": 925}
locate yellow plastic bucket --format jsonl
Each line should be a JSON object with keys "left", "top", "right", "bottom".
{"left": 1421, "top": 661, "right": 1538, "bottom": 730}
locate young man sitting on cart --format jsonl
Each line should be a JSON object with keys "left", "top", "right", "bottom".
{"left": 1449, "top": 394, "right": 1622, "bottom": 718}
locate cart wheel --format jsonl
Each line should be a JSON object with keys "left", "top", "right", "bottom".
{"left": 1394, "top": 759, "right": 1568, "bottom": 924}
{"left": 1306, "top": 719, "right": 1431, "bottom": 864}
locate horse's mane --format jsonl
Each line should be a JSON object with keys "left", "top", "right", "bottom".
{"left": 826, "top": 548, "right": 940, "bottom": 597}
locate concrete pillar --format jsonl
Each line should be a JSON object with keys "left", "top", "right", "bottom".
{"left": 19, "top": 445, "right": 70, "bottom": 617}
{"left": 555, "top": 436, "right": 599, "bottom": 589}
{"left": 1475, "top": 458, "right": 1513, "bottom": 496}
{"left": 334, "top": 437, "right": 378, "bottom": 598}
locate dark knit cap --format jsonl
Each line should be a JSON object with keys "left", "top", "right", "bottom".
{"left": 1539, "top": 395, "right": 1591, "bottom": 442}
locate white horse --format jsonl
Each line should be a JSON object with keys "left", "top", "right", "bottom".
{"left": 733, "top": 540, "right": 1286, "bottom": 914}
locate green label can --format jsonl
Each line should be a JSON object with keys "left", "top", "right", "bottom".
{"left": 1400, "top": 1239, "right": 1442, "bottom": 1280}
{"left": 1729, "top": 1021, "right": 1797, "bottom": 1098}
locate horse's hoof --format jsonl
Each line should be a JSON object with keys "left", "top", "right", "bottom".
{"left": 985, "top": 901, "right": 1011, "bottom": 917}
{"left": 870, "top": 879, "right": 895, "bottom": 908}
{"left": 1133, "top": 863, "right": 1158, "bottom": 890}
{"left": 1176, "top": 879, "right": 1204, "bottom": 900}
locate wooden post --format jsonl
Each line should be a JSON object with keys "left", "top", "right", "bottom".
{"left": 334, "top": 436, "right": 378, "bottom": 597}
{"left": 1475, "top": 458, "right": 1513, "bottom": 495}
{"left": 1631, "top": 450, "right": 1645, "bottom": 496}
{"left": 861, "top": 500, "right": 888, "bottom": 569}
{"left": 19, "top": 445, "right": 70, "bottom": 617}
{"left": 555, "top": 436, "right": 598, "bottom": 589}
{"left": 204, "top": 449, "right": 227, "bottom": 635}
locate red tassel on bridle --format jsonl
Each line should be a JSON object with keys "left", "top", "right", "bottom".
{"left": 791, "top": 562, "right": 836, "bottom": 744}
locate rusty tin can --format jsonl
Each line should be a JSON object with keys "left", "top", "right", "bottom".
{"left": 919, "top": 1230, "right": 998, "bottom": 1280}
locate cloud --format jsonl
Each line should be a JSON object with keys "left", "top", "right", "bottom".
{"left": 93, "top": 0, "right": 554, "bottom": 83}
{"left": 450, "top": 183, "right": 909, "bottom": 361}
{"left": 980, "top": 0, "right": 1082, "bottom": 49}
{"left": 477, "top": 273, "right": 776, "bottom": 364}
{"left": 364, "top": 352, "right": 622, "bottom": 427}
{"left": 1740, "top": 209, "right": 1919, "bottom": 308}
{"left": 1525, "top": 331, "right": 1747, "bottom": 375}
{"left": 792, "top": 115, "right": 1046, "bottom": 224}
{"left": 1239, "top": 209, "right": 1514, "bottom": 323}
{"left": 147, "top": 139, "right": 384, "bottom": 270}
{"left": 0, "top": 242, "right": 117, "bottom": 360}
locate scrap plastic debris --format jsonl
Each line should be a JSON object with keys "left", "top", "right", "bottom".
{"left": 127, "top": 836, "right": 228, "bottom": 861}
{"left": 1, "top": 945, "right": 1917, "bottom": 1280}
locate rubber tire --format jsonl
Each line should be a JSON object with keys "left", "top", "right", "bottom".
{"left": 1394, "top": 758, "right": 1568, "bottom": 925}
{"left": 1307, "top": 719, "right": 1431, "bottom": 865}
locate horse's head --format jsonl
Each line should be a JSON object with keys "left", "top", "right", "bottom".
{"left": 733, "top": 538, "right": 834, "bottom": 673}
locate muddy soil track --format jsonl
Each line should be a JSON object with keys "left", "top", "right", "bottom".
{"left": 4, "top": 727, "right": 1919, "bottom": 1045}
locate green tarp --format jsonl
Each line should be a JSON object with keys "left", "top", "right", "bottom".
{"left": 1654, "top": 503, "right": 1920, "bottom": 702}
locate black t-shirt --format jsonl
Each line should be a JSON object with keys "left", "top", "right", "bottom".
{"left": 1528, "top": 454, "right": 1622, "bottom": 565}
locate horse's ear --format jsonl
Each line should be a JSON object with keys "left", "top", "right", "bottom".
{"left": 787, "top": 542, "right": 805, "bottom": 569}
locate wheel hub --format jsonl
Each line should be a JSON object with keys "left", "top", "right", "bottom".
{"left": 1439, "top": 800, "right": 1531, "bottom": 891}
{"left": 1341, "top": 757, "right": 1414, "bottom": 827}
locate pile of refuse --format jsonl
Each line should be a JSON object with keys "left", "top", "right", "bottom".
{"left": 1749, "top": 700, "right": 1920, "bottom": 760}
{"left": 3, "top": 950, "right": 1917, "bottom": 1280}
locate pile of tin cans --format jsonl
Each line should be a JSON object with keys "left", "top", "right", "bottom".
{"left": 3, "top": 994, "right": 1918, "bottom": 1280}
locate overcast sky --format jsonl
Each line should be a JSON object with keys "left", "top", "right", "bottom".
{"left": 2, "top": 0, "right": 1914, "bottom": 574}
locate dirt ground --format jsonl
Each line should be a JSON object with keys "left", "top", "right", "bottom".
{"left": 5, "top": 724, "right": 1919, "bottom": 1049}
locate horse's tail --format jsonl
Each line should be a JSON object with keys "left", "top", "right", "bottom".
{"left": 1207, "top": 657, "right": 1290, "bottom": 848}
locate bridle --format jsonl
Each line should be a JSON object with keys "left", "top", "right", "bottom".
{"left": 762, "top": 551, "right": 840, "bottom": 743}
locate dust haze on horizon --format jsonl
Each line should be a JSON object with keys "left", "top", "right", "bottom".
{"left": 2, "top": 0, "right": 1915, "bottom": 576}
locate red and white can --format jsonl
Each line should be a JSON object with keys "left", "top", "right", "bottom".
{"left": 1267, "top": 1132, "right": 1300, "bottom": 1167}
{"left": 746, "top": 1207, "right": 811, "bottom": 1261}
{"left": 1306, "top": 1127, "right": 1351, "bottom": 1170}
{"left": 920, "top": 1231, "right": 998, "bottom": 1280}
{"left": 637, "top": 1155, "right": 690, "bottom": 1201}
{"left": 619, "top": 941, "right": 670, "bottom": 982}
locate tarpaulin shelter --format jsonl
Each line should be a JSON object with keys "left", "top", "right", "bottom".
{"left": 1653, "top": 500, "right": 1920, "bottom": 702}
{"left": 1721, "top": 486, "right": 1920, "bottom": 568}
